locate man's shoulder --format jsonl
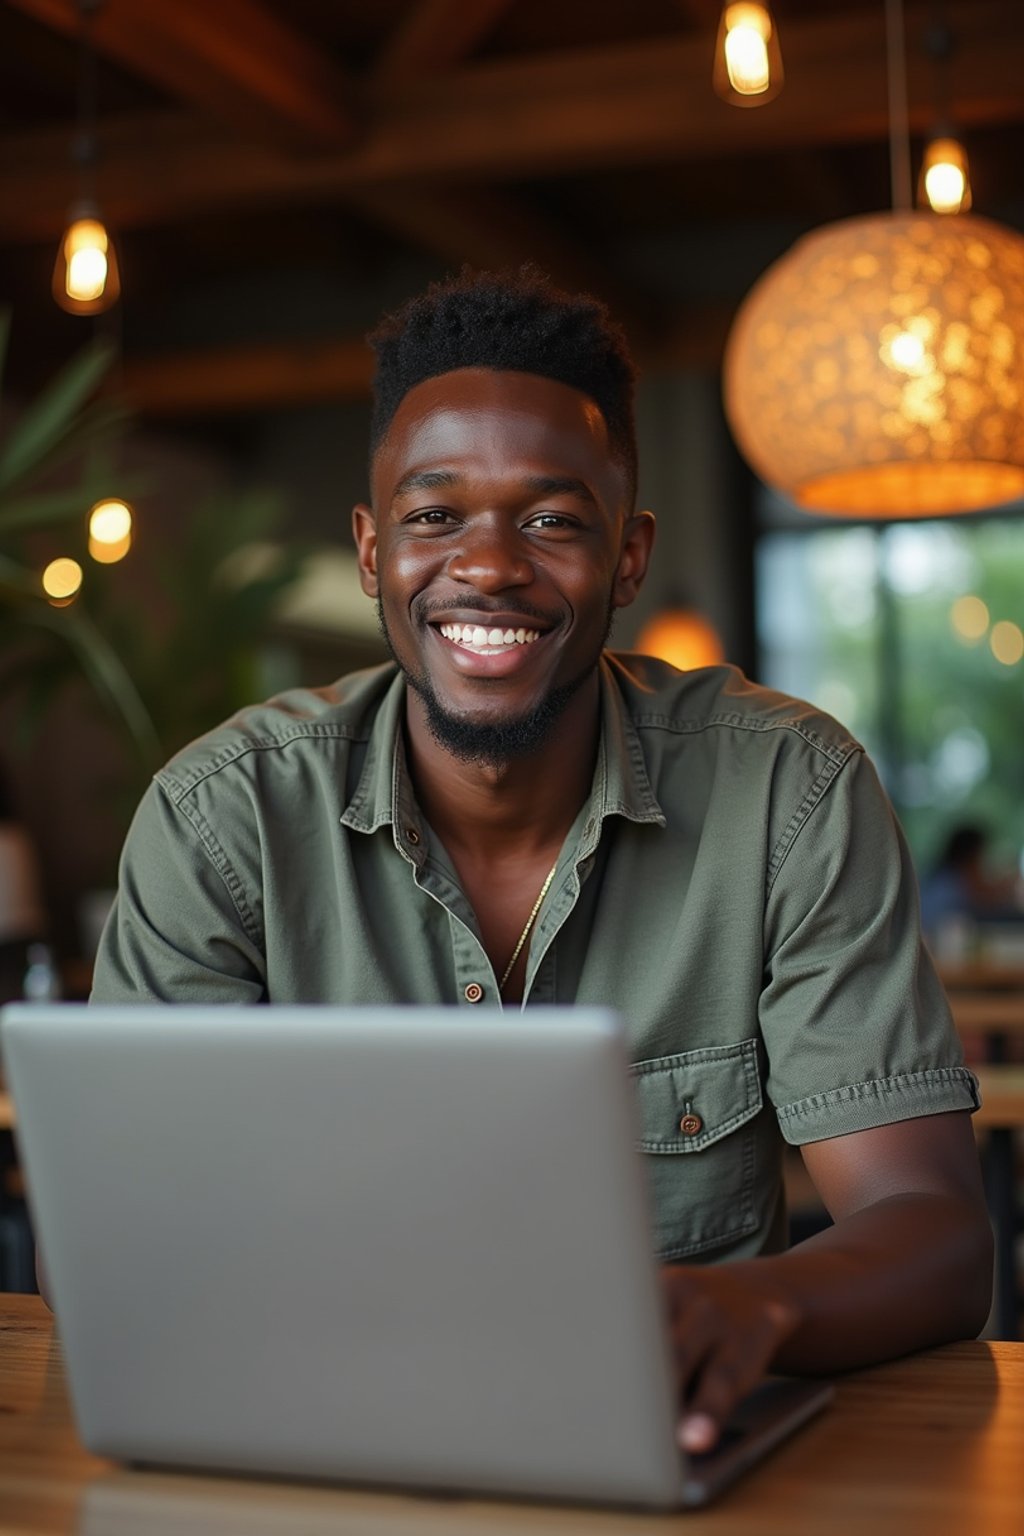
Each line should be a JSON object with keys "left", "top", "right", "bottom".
{"left": 155, "top": 662, "right": 400, "bottom": 802}
{"left": 604, "top": 651, "right": 861, "bottom": 766}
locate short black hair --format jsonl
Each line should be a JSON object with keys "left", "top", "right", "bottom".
{"left": 367, "top": 265, "right": 638, "bottom": 503}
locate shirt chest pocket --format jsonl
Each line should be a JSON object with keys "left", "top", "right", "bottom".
{"left": 630, "top": 1040, "right": 763, "bottom": 1262}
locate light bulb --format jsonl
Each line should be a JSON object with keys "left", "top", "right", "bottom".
{"left": 53, "top": 207, "right": 121, "bottom": 315}
{"left": 920, "top": 137, "right": 972, "bottom": 215}
{"left": 89, "top": 499, "right": 132, "bottom": 545}
{"left": 42, "top": 557, "right": 83, "bottom": 606}
{"left": 713, "top": 3, "right": 783, "bottom": 106}
{"left": 724, "top": 7, "right": 770, "bottom": 94}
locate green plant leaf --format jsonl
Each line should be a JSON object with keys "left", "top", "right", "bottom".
{"left": 0, "top": 468, "right": 150, "bottom": 535}
{"left": 0, "top": 336, "right": 117, "bottom": 494}
{"left": 24, "top": 603, "right": 164, "bottom": 771}
{"left": 0, "top": 397, "right": 131, "bottom": 515}
{"left": 0, "top": 550, "right": 40, "bottom": 600}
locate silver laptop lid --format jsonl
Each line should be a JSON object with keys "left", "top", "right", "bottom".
{"left": 2, "top": 1004, "right": 687, "bottom": 1507}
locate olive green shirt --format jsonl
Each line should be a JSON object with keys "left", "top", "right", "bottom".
{"left": 92, "top": 654, "right": 978, "bottom": 1263}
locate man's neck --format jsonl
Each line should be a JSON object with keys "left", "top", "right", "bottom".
{"left": 403, "top": 677, "right": 601, "bottom": 862}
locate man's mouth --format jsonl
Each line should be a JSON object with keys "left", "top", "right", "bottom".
{"left": 437, "top": 621, "right": 543, "bottom": 654}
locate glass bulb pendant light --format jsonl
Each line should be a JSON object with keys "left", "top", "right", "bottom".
{"left": 722, "top": 0, "right": 1024, "bottom": 518}
{"left": 713, "top": 3, "right": 784, "bottom": 107}
{"left": 919, "top": 134, "right": 972, "bottom": 214}
{"left": 53, "top": 0, "right": 120, "bottom": 316}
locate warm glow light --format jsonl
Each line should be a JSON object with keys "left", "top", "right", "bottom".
{"left": 65, "top": 220, "right": 107, "bottom": 301}
{"left": 636, "top": 610, "right": 725, "bottom": 672}
{"left": 42, "top": 557, "right": 83, "bottom": 605}
{"left": 713, "top": 2, "right": 782, "bottom": 107}
{"left": 921, "top": 137, "right": 972, "bottom": 216}
{"left": 950, "top": 595, "right": 989, "bottom": 642}
{"left": 990, "top": 621, "right": 1024, "bottom": 666}
{"left": 53, "top": 208, "right": 121, "bottom": 315}
{"left": 884, "top": 330, "right": 927, "bottom": 372}
{"left": 723, "top": 212, "right": 1024, "bottom": 517}
{"left": 89, "top": 499, "right": 133, "bottom": 545}
{"left": 88, "top": 531, "right": 132, "bottom": 564}
{"left": 925, "top": 162, "right": 966, "bottom": 213}
{"left": 724, "top": 5, "right": 771, "bottom": 95}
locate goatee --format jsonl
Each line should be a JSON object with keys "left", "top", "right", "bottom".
{"left": 376, "top": 597, "right": 611, "bottom": 768}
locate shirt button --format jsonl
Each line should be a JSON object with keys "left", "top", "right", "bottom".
{"left": 406, "top": 827, "right": 421, "bottom": 845}
{"left": 679, "top": 1112, "right": 703, "bottom": 1136}
{"left": 464, "top": 982, "right": 484, "bottom": 1004}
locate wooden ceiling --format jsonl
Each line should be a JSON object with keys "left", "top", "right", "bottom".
{"left": 2, "top": 0, "right": 1023, "bottom": 419}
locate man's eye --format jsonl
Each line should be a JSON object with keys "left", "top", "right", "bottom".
{"left": 526, "top": 513, "right": 576, "bottom": 531}
{"left": 407, "top": 508, "right": 454, "bottom": 525}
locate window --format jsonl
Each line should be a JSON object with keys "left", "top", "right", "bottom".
{"left": 756, "top": 509, "right": 1024, "bottom": 878}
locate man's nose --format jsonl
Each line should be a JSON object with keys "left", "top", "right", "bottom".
{"left": 446, "top": 522, "right": 533, "bottom": 592}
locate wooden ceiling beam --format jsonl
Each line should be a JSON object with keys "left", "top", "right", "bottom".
{"left": 5, "top": 0, "right": 356, "bottom": 149}
{"left": 117, "top": 304, "right": 738, "bottom": 419}
{"left": 1, "top": 1, "right": 1021, "bottom": 242}
{"left": 348, "top": 183, "right": 659, "bottom": 342}
{"left": 371, "top": 0, "right": 516, "bottom": 87}
{"left": 118, "top": 338, "right": 374, "bottom": 417}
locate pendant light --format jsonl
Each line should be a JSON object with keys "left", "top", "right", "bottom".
{"left": 52, "top": 0, "right": 121, "bottom": 316}
{"left": 918, "top": 8, "right": 971, "bottom": 214}
{"left": 722, "top": 0, "right": 1024, "bottom": 517}
{"left": 713, "top": 4, "right": 783, "bottom": 107}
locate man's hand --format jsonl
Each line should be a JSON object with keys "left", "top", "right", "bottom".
{"left": 660, "top": 1112, "right": 992, "bottom": 1455}
{"left": 662, "top": 1263, "right": 800, "bottom": 1453}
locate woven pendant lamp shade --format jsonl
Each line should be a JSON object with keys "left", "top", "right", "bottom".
{"left": 723, "top": 212, "right": 1024, "bottom": 517}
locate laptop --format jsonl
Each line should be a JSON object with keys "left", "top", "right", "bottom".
{"left": 1, "top": 1003, "right": 831, "bottom": 1508}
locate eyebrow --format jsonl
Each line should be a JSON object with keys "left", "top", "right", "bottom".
{"left": 390, "top": 470, "right": 598, "bottom": 506}
{"left": 391, "top": 469, "right": 462, "bottom": 499}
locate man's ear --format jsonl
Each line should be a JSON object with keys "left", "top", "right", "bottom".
{"left": 352, "top": 503, "right": 379, "bottom": 598}
{"left": 612, "top": 510, "right": 656, "bottom": 610}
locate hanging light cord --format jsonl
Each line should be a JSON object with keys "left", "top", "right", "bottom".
{"left": 73, "top": 0, "right": 102, "bottom": 199}
{"left": 885, "top": 0, "right": 913, "bottom": 211}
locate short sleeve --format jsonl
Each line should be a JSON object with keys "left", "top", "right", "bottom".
{"left": 90, "top": 778, "right": 266, "bottom": 1004}
{"left": 760, "top": 750, "right": 979, "bottom": 1143}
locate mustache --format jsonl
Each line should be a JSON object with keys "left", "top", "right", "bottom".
{"left": 414, "top": 594, "right": 560, "bottom": 627}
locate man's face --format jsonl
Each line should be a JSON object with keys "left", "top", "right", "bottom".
{"left": 353, "top": 367, "right": 651, "bottom": 763}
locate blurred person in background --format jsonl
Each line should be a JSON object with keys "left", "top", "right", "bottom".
{"left": 920, "top": 823, "right": 1023, "bottom": 956}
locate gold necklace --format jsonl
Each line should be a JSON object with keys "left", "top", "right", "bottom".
{"left": 499, "top": 861, "right": 559, "bottom": 995}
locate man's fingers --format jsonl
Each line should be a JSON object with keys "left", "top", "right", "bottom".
{"left": 675, "top": 1300, "right": 799, "bottom": 1453}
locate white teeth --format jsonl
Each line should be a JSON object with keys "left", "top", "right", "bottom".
{"left": 438, "top": 622, "right": 541, "bottom": 650}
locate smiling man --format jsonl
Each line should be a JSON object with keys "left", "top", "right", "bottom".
{"left": 93, "top": 266, "right": 992, "bottom": 1451}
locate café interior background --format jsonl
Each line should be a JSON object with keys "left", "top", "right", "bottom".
{"left": 1, "top": 0, "right": 1023, "bottom": 969}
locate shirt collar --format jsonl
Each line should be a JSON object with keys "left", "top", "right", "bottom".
{"left": 340, "top": 654, "right": 666, "bottom": 839}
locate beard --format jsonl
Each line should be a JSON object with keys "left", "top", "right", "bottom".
{"left": 376, "top": 594, "right": 613, "bottom": 768}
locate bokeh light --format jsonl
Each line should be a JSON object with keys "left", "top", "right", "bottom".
{"left": 41, "top": 557, "right": 83, "bottom": 606}
{"left": 950, "top": 595, "right": 990, "bottom": 643}
{"left": 990, "top": 621, "right": 1024, "bottom": 666}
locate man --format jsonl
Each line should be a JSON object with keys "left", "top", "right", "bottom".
{"left": 93, "top": 266, "right": 993, "bottom": 1452}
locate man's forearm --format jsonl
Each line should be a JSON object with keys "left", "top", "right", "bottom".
{"left": 747, "top": 1191, "right": 993, "bottom": 1374}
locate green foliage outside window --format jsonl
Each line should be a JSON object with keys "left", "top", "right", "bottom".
{"left": 757, "top": 516, "right": 1024, "bottom": 880}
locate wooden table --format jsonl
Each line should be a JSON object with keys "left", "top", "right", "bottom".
{"left": 1, "top": 1294, "right": 1022, "bottom": 1536}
